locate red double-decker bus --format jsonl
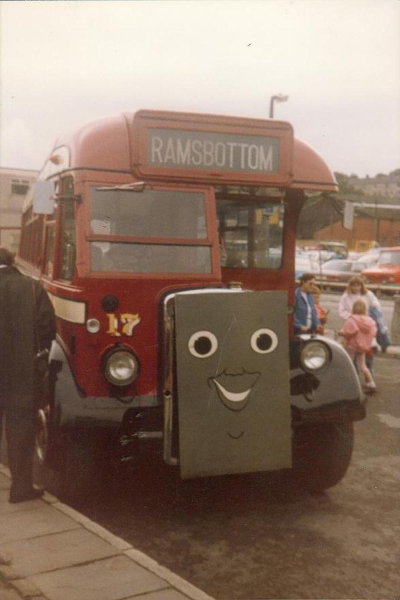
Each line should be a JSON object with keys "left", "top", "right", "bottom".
{"left": 18, "top": 110, "right": 365, "bottom": 495}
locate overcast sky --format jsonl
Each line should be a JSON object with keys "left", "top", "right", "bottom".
{"left": 1, "top": 0, "right": 399, "bottom": 178}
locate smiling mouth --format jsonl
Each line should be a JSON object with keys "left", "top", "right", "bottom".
{"left": 210, "top": 370, "right": 260, "bottom": 412}
{"left": 213, "top": 380, "right": 252, "bottom": 403}
{"left": 228, "top": 430, "right": 244, "bottom": 440}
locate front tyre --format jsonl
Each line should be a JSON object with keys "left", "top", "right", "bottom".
{"left": 34, "top": 369, "right": 62, "bottom": 470}
{"left": 34, "top": 405, "right": 65, "bottom": 495}
{"left": 292, "top": 421, "right": 354, "bottom": 492}
{"left": 35, "top": 408, "right": 50, "bottom": 465}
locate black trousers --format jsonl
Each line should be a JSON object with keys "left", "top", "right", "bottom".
{"left": 0, "top": 406, "right": 37, "bottom": 496}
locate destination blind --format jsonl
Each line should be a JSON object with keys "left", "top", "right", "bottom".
{"left": 147, "top": 128, "right": 280, "bottom": 174}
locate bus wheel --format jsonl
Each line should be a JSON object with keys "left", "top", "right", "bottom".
{"left": 292, "top": 421, "right": 354, "bottom": 492}
{"left": 35, "top": 408, "right": 49, "bottom": 465}
{"left": 35, "top": 365, "right": 63, "bottom": 471}
{"left": 34, "top": 404, "right": 65, "bottom": 495}
{"left": 35, "top": 403, "right": 61, "bottom": 469}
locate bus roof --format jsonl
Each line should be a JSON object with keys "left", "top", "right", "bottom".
{"left": 40, "top": 111, "right": 338, "bottom": 192}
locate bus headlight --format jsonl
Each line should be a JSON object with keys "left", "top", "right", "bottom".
{"left": 103, "top": 348, "right": 139, "bottom": 386}
{"left": 300, "top": 340, "right": 330, "bottom": 372}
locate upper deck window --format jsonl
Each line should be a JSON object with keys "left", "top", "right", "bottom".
{"left": 217, "top": 197, "right": 285, "bottom": 269}
{"left": 89, "top": 187, "right": 211, "bottom": 274}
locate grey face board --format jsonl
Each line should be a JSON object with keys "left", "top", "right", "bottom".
{"left": 175, "top": 290, "right": 292, "bottom": 479}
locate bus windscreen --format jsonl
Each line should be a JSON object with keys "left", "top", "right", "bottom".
{"left": 89, "top": 187, "right": 212, "bottom": 274}
{"left": 217, "top": 201, "right": 285, "bottom": 269}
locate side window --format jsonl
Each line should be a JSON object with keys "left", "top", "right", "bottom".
{"left": 44, "top": 222, "right": 56, "bottom": 277}
{"left": 59, "top": 178, "right": 76, "bottom": 280}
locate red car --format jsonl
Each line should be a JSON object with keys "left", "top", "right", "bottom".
{"left": 362, "top": 247, "right": 400, "bottom": 285}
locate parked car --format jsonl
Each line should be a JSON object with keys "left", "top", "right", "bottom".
{"left": 295, "top": 255, "right": 319, "bottom": 280}
{"left": 318, "top": 259, "right": 368, "bottom": 283}
{"left": 304, "top": 245, "right": 347, "bottom": 263}
{"left": 348, "top": 249, "right": 379, "bottom": 265}
{"left": 321, "top": 242, "right": 348, "bottom": 258}
{"left": 362, "top": 246, "right": 381, "bottom": 260}
{"left": 355, "top": 253, "right": 379, "bottom": 268}
{"left": 306, "top": 249, "right": 334, "bottom": 264}
{"left": 362, "top": 246, "right": 400, "bottom": 286}
{"left": 347, "top": 251, "right": 363, "bottom": 260}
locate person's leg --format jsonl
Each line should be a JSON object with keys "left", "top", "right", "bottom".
{"left": 366, "top": 350, "right": 374, "bottom": 374}
{"left": 6, "top": 407, "right": 42, "bottom": 501}
{"left": 356, "top": 353, "right": 377, "bottom": 393}
{"left": 346, "top": 348, "right": 356, "bottom": 368}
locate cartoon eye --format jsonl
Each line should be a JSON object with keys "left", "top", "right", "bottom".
{"left": 250, "top": 328, "right": 278, "bottom": 354}
{"left": 188, "top": 331, "right": 218, "bottom": 358}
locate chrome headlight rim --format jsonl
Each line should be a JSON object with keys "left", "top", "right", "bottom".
{"left": 300, "top": 339, "right": 331, "bottom": 373}
{"left": 103, "top": 346, "right": 139, "bottom": 387}
{"left": 86, "top": 318, "right": 101, "bottom": 334}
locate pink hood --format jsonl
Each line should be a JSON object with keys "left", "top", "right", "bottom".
{"left": 340, "top": 315, "right": 377, "bottom": 353}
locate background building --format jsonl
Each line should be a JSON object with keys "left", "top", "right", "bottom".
{"left": 348, "top": 171, "right": 400, "bottom": 199}
{"left": 297, "top": 170, "right": 400, "bottom": 249}
{"left": 0, "top": 167, "right": 38, "bottom": 253}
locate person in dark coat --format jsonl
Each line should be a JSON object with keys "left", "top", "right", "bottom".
{"left": 0, "top": 248, "right": 56, "bottom": 503}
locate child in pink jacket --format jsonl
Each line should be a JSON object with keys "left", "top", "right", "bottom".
{"left": 339, "top": 299, "right": 378, "bottom": 395}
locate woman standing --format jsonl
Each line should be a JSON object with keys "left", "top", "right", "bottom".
{"left": 338, "top": 276, "right": 381, "bottom": 320}
{"left": 338, "top": 276, "right": 381, "bottom": 372}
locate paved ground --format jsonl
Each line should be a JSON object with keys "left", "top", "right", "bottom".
{"left": 1, "top": 337, "right": 398, "bottom": 599}
{"left": 60, "top": 347, "right": 400, "bottom": 600}
{"left": 0, "top": 466, "right": 214, "bottom": 600}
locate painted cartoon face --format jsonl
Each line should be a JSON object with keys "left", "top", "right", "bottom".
{"left": 187, "top": 328, "right": 278, "bottom": 412}
{"left": 175, "top": 291, "right": 292, "bottom": 479}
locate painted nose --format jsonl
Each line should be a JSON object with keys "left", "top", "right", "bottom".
{"left": 217, "top": 324, "right": 248, "bottom": 375}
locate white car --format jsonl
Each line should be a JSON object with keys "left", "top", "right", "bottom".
{"left": 356, "top": 254, "right": 378, "bottom": 268}
{"left": 295, "top": 255, "right": 320, "bottom": 280}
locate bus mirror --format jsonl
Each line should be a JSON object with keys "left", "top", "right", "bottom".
{"left": 33, "top": 181, "right": 55, "bottom": 215}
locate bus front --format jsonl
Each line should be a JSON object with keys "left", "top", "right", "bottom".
{"left": 32, "top": 110, "right": 364, "bottom": 493}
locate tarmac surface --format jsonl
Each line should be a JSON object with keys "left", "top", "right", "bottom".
{"left": 1, "top": 339, "right": 398, "bottom": 600}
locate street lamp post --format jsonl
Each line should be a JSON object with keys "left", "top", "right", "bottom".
{"left": 269, "top": 94, "right": 289, "bottom": 118}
